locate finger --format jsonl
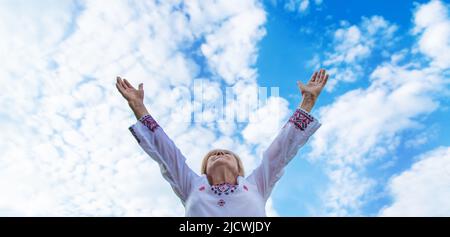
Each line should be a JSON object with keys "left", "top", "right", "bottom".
{"left": 316, "top": 70, "right": 322, "bottom": 83}
{"left": 117, "top": 76, "right": 127, "bottom": 89}
{"left": 120, "top": 78, "right": 128, "bottom": 89}
{"left": 318, "top": 69, "right": 325, "bottom": 83}
{"left": 115, "top": 82, "right": 121, "bottom": 92}
{"left": 297, "top": 81, "right": 305, "bottom": 91}
{"left": 323, "top": 70, "right": 328, "bottom": 83}
{"left": 120, "top": 78, "right": 129, "bottom": 89}
{"left": 322, "top": 74, "right": 329, "bottom": 86}
{"left": 123, "top": 79, "right": 135, "bottom": 89}
{"left": 311, "top": 71, "right": 318, "bottom": 82}
{"left": 116, "top": 76, "right": 122, "bottom": 86}
{"left": 115, "top": 82, "right": 125, "bottom": 95}
{"left": 116, "top": 77, "right": 124, "bottom": 90}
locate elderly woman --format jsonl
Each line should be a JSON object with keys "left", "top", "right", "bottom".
{"left": 116, "top": 69, "right": 328, "bottom": 217}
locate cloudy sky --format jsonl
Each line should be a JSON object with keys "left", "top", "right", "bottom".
{"left": 0, "top": 0, "right": 449, "bottom": 216}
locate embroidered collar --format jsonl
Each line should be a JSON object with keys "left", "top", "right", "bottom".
{"left": 210, "top": 182, "right": 238, "bottom": 196}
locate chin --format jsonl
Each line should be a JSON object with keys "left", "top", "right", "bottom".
{"left": 210, "top": 159, "right": 228, "bottom": 167}
{"left": 208, "top": 161, "right": 235, "bottom": 172}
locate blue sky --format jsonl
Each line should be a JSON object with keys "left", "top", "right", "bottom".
{"left": 0, "top": 0, "right": 449, "bottom": 216}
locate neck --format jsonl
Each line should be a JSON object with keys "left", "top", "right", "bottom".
{"left": 207, "top": 168, "right": 238, "bottom": 185}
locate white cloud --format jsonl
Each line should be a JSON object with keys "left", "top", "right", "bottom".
{"left": 414, "top": 0, "right": 448, "bottom": 29}
{"left": 0, "top": 0, "right": 285, "bottom": 216}
{"left": 312, "top": 60, "right": 444, "bottom": 168}
{"left": 404, "top": 124, "right": 439, "bottom": 148}
{"left": 379, "top": 146, "right": 450, "bottom": 216}
{"left": 299, "top": 0, "right": 310, "bottom": 12}
{"left": 283, "top": 0, "right": 322, "bottom": 13}
{"left": 242, "top": 96, "right": 290, "bottom": 149}
{"left": 320, "top": 167, "right": 375, "bottom": 216}
{"left": 198, "top": 1, "right": 267, "bottom": 85}
{"left": 309, "top": 64, "right": 444, "bottom": 215}
{"left": 413, "top": 0, "right": 450, "bottom": 69}
{"left": 320, "top": 16, "right": 398, "bottom": 91}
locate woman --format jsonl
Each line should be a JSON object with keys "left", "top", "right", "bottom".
{"left": 115, "top": 69, "right": 328, "bottom": 216}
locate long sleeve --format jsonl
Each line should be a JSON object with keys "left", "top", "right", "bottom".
{"left": 128, "top": 114, "right": 199, "bottom": 205}
{"left": 247, "top": 107, "right": 321, "bottom": 201}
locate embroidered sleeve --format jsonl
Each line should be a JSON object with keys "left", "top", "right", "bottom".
{"left": 246, "top": 107, "right": 321, "bottom": 201}
{"left": 128, "top": 114, "right": 198, "bottom": 204}
{"left": 288, "top": 108, "right": 315, "bottom": 131}
{"left": 139, "top": 114, "right": 159, "bottom": 132}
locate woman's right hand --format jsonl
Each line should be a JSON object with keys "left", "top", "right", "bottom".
{"left": 116, "top": 76, "right": 144, "bottom": 105}
{"left": 116, "top": 76, "right": 149, "bottom": 119}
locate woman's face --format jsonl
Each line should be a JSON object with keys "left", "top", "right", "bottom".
{"left": 205, "top": 149, "right": 239, "bottom": 176}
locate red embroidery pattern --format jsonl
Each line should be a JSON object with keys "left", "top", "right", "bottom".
{"left": 243, "top": 185, "right": 248, "bottom": 191}
{"left": 289, "top": 108, "right": 314, "bottom": 131}
{"left": 139, "top": 114, "right": 159, "bottom": 132}
{"left": 218, "top": 199, "right": 226, "bottom": 207}
{"left": 199, "top": 186, "right": 205, "bottom": 191}
{"left": 210, "top": 183, "right": 238, "bottom": 196}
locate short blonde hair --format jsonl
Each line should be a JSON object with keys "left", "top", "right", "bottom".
{"left": 201, "top": 149, "right": 245, "bottom": 177}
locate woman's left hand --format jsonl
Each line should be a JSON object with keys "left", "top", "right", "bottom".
{"left": 297, "top": 69, "right": 328, "bottom": 99}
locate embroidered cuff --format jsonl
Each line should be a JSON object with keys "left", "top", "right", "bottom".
{"left": 288, "top": 108, "right": 315, "bottom": 131}
{"left": 139, "top": 114, "right": 159, "bottom": 132}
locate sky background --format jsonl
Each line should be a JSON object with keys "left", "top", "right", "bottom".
{"left": 0, "top": 0, "right": 449, "bottom": 216}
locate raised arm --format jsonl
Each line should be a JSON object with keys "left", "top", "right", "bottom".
{"left": 247, "top": 69, "right": 328, "bottom": 201}
{"left": 116, "top": 76, "right": 198, "bottom": 204}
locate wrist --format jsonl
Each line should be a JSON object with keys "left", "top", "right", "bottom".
{"left": 128, "top": 100, "right": 144, "bottom": 108}
{"left": 299, "top": 93, "right": 317, "bottom": 113}
{"left": 302, "top": 92, "right": 317, "bottom": 100}
{"left": 128, "top": 101, "right": 149, "bottom": 119}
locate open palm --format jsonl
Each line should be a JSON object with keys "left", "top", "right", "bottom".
{"left": 297, "top": 69, "right": 328, "bottom": 98}
{"left": 116, "top": 76, "right": 144, "bottom": 103}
